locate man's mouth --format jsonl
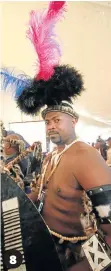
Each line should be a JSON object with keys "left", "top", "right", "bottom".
{"left": 49, "top": 133, "right": 58, "bottom": 136}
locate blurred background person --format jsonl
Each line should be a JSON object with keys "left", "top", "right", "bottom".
{"left": 3, "top": 129, "right": 30, "bottom": 148}
{"left": 95, "top": 138, "right": 107, "bottom": 161}
{"left": 4, "top": 134, "right": 43, "bottom": 194}
{"left": 106, "top": 137, "right": 111, "bottom": 167}
{"left": 91, "top": 142, "right": 95, "bottom": 147}
{"left": 100, "top": 140, "right": 108, "bottom": 161}
{"left": 4, "top": 134, "right": 26, "bottom": 190}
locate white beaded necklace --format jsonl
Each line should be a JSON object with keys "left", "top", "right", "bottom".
{"left": 37, "top": 137, "right": 97, "bottom": 241}
{"left": 38, "top": 138, "right": 79, "bottom": 199}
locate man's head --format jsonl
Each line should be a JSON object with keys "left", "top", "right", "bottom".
{"left": 4, "top": 134, "right": 23, "bottom": 156}
{"left": 107, "top": 137, "right": 111, "bottom": 148}
{"left": 95, "top": 141, "right": 101, "bottom": 150}
{"left": 95, "top": 137, "right": 104, "bottom": 149}
{"left": 45, "top": 111, "right": 77, "bottom": 145}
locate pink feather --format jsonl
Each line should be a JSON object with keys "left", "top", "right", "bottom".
{"left": 27, "top": 1, "right": 66, "bottom": 81}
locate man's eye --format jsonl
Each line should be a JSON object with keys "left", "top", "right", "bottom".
{"left": 55, "top": 119, "right": 60, "bottom": 123}
{"left": 45, "top": 121, "right": 49, "bottom": 125}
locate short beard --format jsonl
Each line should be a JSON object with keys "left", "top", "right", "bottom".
{"left": 50, "top": 135, "right": 63, "bottom": 145}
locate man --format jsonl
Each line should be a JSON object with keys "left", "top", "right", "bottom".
{"left": 4, "top": 134, "right": 43, "bottom": 194}
{"left": 97, "top": 135, "right": 103, "bottom": 142}
{"left": 95, "top": 139, "right": 107, "bottom": 160}
{"left": 3, "top": 129, "right": 30, "bottom": 148}
{"left": 28, "top": 105, "right": 111, "bottom": 271}
{"left": 95, "top": 140, "right": 101, "bottom": 152}
{"left": 1, "top": 1, "right": 111, "bottom": 270}
{"left": 4, "top": 134, "right": 31, "bottom": 191}
{"left": 106, "top": 137, "right": 111, "bottom": 167}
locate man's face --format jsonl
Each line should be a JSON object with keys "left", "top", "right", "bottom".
{"left": 4, "top": 140, "right": 11, "bottom": 155}
{"left": 45, "top": 111, "right": 76, "bottom": 145}
{"left": 4, "top": 134, "right": 20, "bottom": 156}
{"left": 95, "top": 142, "right": 101, "bottom": 149}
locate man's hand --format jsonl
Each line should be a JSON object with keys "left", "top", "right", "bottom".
{"left": 28, "top": 191, "right": 38, "bottom": 202}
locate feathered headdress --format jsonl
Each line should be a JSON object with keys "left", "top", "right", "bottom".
{"left": 1, "top": 1, "right": 84, "bottom": 119}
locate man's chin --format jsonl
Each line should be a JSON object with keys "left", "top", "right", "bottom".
{"left": 50, "top": 136, "right": 60, "bottom": 144}
{"left": 50, "top": 139, "right": 59, "bottom": 144}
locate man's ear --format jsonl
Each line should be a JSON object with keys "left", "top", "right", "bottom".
{"left": 72, "top": 118, "right": 77, "bottom": 127}
{"left": 6, "top": 142, "right": 11, "bottom": 149}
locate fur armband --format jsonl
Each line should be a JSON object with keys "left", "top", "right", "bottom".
{"left": 87, "top": 185, "right": 111, "bottom": 223}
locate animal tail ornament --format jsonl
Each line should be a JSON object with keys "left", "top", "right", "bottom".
{"left": 0, "top": 1, "right": 84, "bottom": 116}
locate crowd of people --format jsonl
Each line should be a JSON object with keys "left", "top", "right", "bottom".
{"left": 91, "top": 136, "right": 111, "bottom": 166}
{"left": 2, "top": 125, "right": 111, "bottom": 196}
{"left": 2, "top": 126, "right": 111, "bottom": 203}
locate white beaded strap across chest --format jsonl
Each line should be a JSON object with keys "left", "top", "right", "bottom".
{"left": 51, "top": 138, "right": 79, "bottom": 167}
{"left": 38, "top": 138, "right": 80, "bottom": 199}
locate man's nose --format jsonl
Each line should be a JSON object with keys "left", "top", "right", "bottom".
{"left": 47, "top": 122, "right": 56, "bottom": 130}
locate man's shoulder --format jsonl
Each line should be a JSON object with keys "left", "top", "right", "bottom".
{"left": 69, "top": 140, "right": 102, "bottom": 163}
{"left": 71, "top": 140, "right": 93, "bottom": 154}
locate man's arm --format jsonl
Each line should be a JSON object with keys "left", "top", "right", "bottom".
{"left": 28, "top": 190, "right": 39, "bottom": 202}
{"left": 74, "top": 144, "right": 111, "bottom": 245}
{"left": 74, "top": 144, "right": 111, "bottom": 190}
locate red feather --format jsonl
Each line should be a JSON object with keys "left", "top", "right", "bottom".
{"left": 27, "top": 1, "right": 66, "bottom": 81}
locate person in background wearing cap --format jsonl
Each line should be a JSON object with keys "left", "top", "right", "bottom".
{"left": 1, "top": 1, "right": 111, "bottom": 270}
{"left": 4, "top": 134, "right": 25, "bottom": 190}
{"left": 3, "top": 129, "right": 30, "bottom": 149}
{"left": 106, "top": 137, "right": 111, "bottom": 167}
